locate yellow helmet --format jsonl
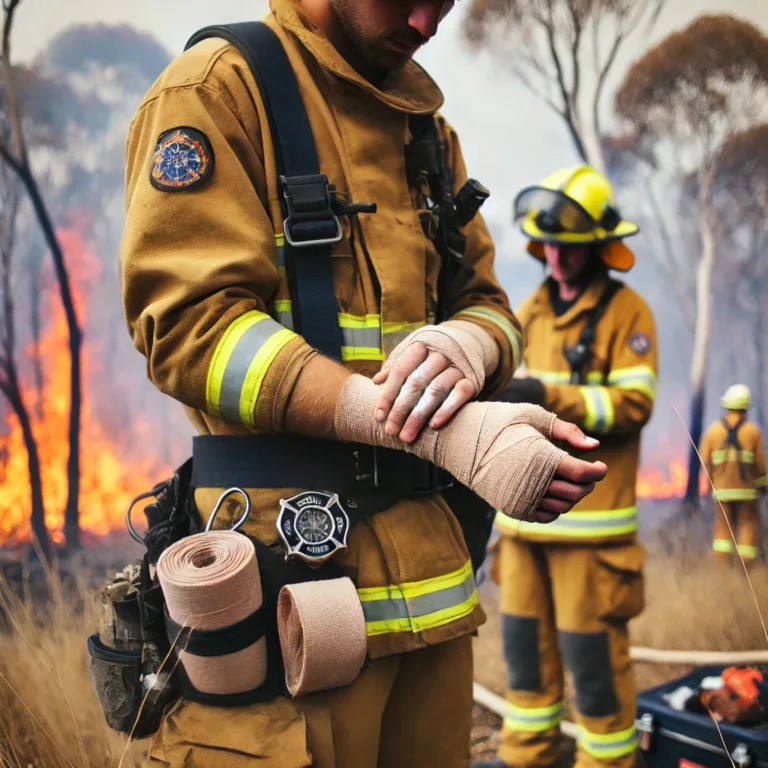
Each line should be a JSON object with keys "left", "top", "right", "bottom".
{"left": 721, "top": 384, "right": 751, "bottom": 411}
{"left": 513, "top": 165, "right": 640, "bottom": 272}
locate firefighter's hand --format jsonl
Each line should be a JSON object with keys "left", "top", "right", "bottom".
{"left": 372, "top": 343, "right": 475, "bottom": 443}
{"left": 533, "top": 419, "right": 607, "bottom": 523}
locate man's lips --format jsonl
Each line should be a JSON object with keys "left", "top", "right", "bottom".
{"left": 385, "top": 37, "right": 423, "bottom": 56}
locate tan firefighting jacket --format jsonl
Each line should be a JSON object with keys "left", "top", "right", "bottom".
{"left": 496, "top": 274, "right": 657, "bottom": 545}
{"left": 700, "top": 415, "right": 767, "bottom": 502}
{"left": 120, "top": 0, "right": 523, "bottom": 658}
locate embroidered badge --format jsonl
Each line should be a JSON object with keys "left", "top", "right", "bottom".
{"left": 629, "top": 333, "right": 652, "bottom": 355}
{"left": 150, "top": 127, "right": 214, "bottom": 191}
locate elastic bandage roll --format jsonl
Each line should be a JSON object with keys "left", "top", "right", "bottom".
{"left": 277, "top": 577, "right": 367, "bottom": 697}
{"left": 157, "top": 531, "right": 266, "bottom": 696}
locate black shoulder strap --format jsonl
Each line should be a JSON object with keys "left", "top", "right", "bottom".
{"left": 565, "top": 278, "right": 624, "bottom": 384}
{"left": 185, "top": 23, "right": 344, "bottom": 359}
{"left": 722, "top": 416, "right": 745, "bottom": 450}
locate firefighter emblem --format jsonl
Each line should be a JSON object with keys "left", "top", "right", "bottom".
{"left": 277, "top": 491, "right": 350, "bottom": 566}
{"left": 150, "top": 127, "right": 214, "bottom": 191}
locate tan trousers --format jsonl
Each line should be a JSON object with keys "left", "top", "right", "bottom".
{"left": 497, "top": 537, "right": 645, "bottom": 768}
{"left": 144, "top": 634, "right": 473, "bottom": 768}
{"left": 713, "top": 500, "right": 760, "bottom": 565}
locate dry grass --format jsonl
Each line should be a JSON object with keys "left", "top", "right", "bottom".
{"left": 2, "top": 524, "right": 768, "bottom": 766}
{"left": 0, "top": 557, "right": 144, "bottom": 768}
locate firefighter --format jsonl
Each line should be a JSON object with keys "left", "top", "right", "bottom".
{"left": 700, "top": 384, "right": 767, "bottom": 566}
{"left": 476, "top": 165, "right": 657, "bottom": 768}
{"left": 119, "top": 2, "right": 607, "bottom": 766}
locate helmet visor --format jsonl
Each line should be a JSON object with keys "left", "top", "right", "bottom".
{"left": 513, "top": 187, "right": 597, "bottom": 234}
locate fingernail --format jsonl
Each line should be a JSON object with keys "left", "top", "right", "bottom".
{"left": 586, "top": 437, "right": 599, "bottom": 446}
{"left": 375, "top": 409, "right": 385, "bottom": 422}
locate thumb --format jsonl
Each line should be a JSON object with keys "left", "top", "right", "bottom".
{"left": 551, "top": 418, "right": 600, "bottom": 451}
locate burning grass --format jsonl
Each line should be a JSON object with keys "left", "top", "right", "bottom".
{"left": 1, "top": 522, "right": 767, "bottom": 766}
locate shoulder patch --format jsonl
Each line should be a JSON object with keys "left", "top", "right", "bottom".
{"left": 150, "top": 127, "right": 214, "bottom": 191}
{"left": 629, "top": 332, "right": 652, "bottom": 355}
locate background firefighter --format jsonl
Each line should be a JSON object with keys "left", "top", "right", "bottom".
{"left": 477, "top": 165, "right": 657, "bottom": 768}
{"left": 700, "top": 384, "right": 768, "bottom": 567}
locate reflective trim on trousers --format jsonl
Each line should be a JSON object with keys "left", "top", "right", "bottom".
{"left": 495, "top": 508, "right": 638, "bottom": 539}
{"left": 502, "top": 701, "right": 564, "bottom": 733}
{"left": 357, "top": 560, "right": 478, "bottom": 636}
{"left": 206, "top": 311, "right": 296, "bottom": 427}
{"left": 579, "top": 724, "right": 638, "bottom": 760}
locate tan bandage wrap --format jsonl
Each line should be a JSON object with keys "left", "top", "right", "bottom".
{"left": 383, "top": 324, "right": 487, "bottom": 392}
{"left": 157, "top": 532, "right": 266, "bottom": 696}
{"left": 277, "top": 577, "right": 367, "bottom": 697}
{"left": 335, "top": 375, "right": 566, "bottom": 521}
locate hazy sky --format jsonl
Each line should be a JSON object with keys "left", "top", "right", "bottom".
{"left": 13, "top": 0, "right": 768, "bottom": 272}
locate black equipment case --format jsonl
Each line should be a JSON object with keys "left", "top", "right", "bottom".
{"left": 636, "top": 666, "right": 768, "bottom": 768}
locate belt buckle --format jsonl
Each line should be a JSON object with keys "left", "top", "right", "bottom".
{"left": 354, "top": 446, "right": 379, "bottom": 491}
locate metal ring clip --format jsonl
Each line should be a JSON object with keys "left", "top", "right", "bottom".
{"left": 204, "top": 487, "right": 252, "bottom": 533}
{"left": 125, "top": 487, "right": 163, "bottom": 545}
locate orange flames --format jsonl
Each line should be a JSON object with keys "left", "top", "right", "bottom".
{"left": 0, "top": 227, "right": 176, "bottom": 546}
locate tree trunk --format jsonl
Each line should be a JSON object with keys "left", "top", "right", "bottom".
{"left": 754, "top": 284, "right": 766, "bottom": 430}
{"left": 684, "top": 190, "right": 716, "bottom": 502}
{"left": 10, "top": 384, "right": 50, "bottom": 559}
{"left": 16, "top": 164, "right": 82, "bottom": 549}
{"left": 30, "top": 253, "right": 44, "bottom": 419}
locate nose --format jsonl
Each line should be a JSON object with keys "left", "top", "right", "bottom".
{"left": 408, "top": 1, "right": 448, "bottom": 40}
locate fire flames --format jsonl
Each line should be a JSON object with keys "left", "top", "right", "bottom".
{"left": 0, "top": 227, "right": 177, "bottom": 546}
{"left": 0, "top": 227, "right": 708, "bottom": 546}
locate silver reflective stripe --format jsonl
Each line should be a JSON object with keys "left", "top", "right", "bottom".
{"left": 219, "top": 317, "right": 285, "bottom": 422}
{"left": 276, "top": 311, "right": 294, "bottom": 331}
{"left": 342, "top": 326, "right": 381, "bottom": 350}
{"left": 361, "top": 570, "right": 476, "bottom": 624}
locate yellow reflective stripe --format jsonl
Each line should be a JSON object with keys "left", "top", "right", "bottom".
{"left": 713, "top": 539, "right": 736, "bottom": 553}
{"left": 713, "top": 488, "right": 758, "bottom": 501}
{"left": 527, "top": 369, "right": 603, "bottom": 385}
{"left": 606, "top": 365, "right": 657, "bottom": 401}
{"left": 503, "top": 701, "right": 563, "bottom": 733}
{"left": 496, "top": 507, "right": 637, "bottom": 538}
{"left": 756, "top": 475, "right": 768, "bottom": 488}
{"left": 338, "top": 313, "right": 384, "bottom": 361}
{"left": 713, "top": 449, "right": 755, "bottom": 465}
{"left": 383, "top": 320, "right": 426, "bottom": 335}
{"left": 358, "top": 560, "right": 478, "bottom": 636}
{"left": 739, "top": 544, "right": 759, "bottom": 559}
{"left": 580, "top": 386, "right": 614, "bottom": 433}
{"left": 275, "top": 233, "right": 285, "bottom": 247}
{"left": 206, "top": 311, "right": 296, "bottom": 426}
{"left": 454, "top": 306, "right": 523, "bottom": 368}
{"left": 579, "top": 725, "right": 638, "bottom": 759}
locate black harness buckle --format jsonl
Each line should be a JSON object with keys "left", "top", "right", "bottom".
{"left": 280, "top": 173, "right": 343, "bottom": 248}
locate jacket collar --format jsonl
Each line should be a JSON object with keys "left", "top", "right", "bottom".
{"left": 271, "top": 0, "right": 444, "bottom": 115}
{"left": 531, "top": 273, "right": 614, "bottom": 329}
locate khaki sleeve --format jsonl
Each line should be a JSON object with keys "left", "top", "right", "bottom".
{"left": 438, "top": 119, "right": 523, "bottom": 398}
{"left": 120, "top": 63, "right": 315, "bottom": 433}
{"left": 754, "top": 430, "right": 767, "bottom": 489}
{"left": 542, "top": 293, "right": 657, "bottom": 436}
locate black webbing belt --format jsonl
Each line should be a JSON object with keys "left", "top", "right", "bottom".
{"left": 185, "top": 22, "right": 344, "bottom": 360}
{"left": 191, "top": 434, "right": 451, "bottom": 520}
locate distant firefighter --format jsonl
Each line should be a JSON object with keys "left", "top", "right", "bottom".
{"left": 700, "top": 384, "right": 767, "bottom": 566}
{"left": 478, "top": 165, "right": 657, "bottom": 768}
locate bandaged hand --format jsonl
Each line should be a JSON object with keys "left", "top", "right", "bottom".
{"left": 371, "top": 321, "right": 498, "bottom": 443}
{"left": 336, "top": 374, "right": 607, "bottom": 522}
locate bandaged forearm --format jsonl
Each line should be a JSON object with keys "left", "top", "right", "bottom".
{"left": 335, "top": 375, "right": 567, "bottom": 520}
{"left": 384, "top": 323, "right": 491, "bottom": 393}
